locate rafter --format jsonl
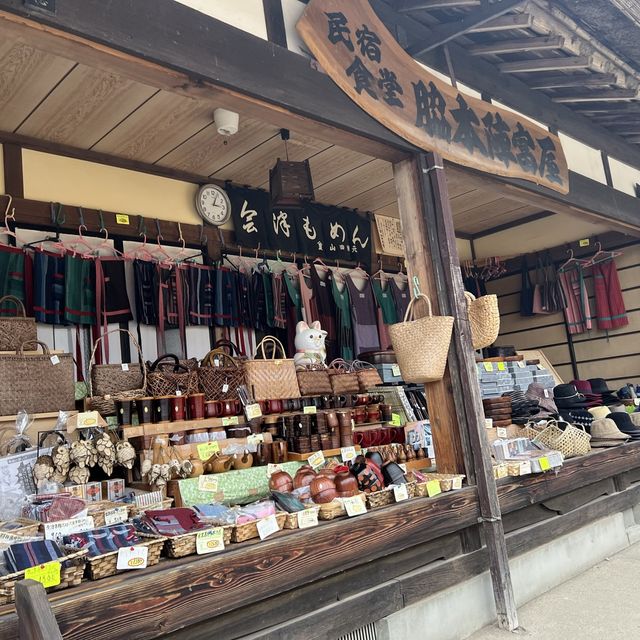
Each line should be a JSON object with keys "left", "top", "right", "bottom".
{"left": 406, "top": 0, "right": 527, "bottom": 56}
{"left": 499, "top": 56, "right": 592, "bottom": 73}
{"left": 468, "top": 13, "right": 533, "bottom": 33}
{"left": 399, "top": 0, "right": 480, "bottom": 9}
{"left": 468, "top": 35, "right": 564, "bottom": 56}
{"left": 552, "top": 88, "right": 638, "bottom": 103}
{"left": 528, "top": 73, "right": 618, "bottom": 90}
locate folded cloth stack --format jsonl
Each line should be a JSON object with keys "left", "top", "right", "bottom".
{"left": 588, "top": 378, "right": 620, "bottom": 406}
{"left": 525, "top": 383, "right": 559, "bottom": 418}
{"left": 501, "top": 390, "right": 541, "bottom": 424}
{"left": 23, "top": 495, "right": 86, "bottom": 523}
{"left": 134, "top": 507, "right": 210, "bottom": 537}
{"left": 63, "top": 524, "right": 141, "bottom": 557}
{"left": 589, "top": 417, "right": 630, "bottom": 448}
{"left": 608, "top": 411, "right": 640, "bottom": 440}
{"left": 570, "top": 380, "right": 603, "bottom": 408}
{"left": 4, "top": 539, "right": 66, "bottom": 573}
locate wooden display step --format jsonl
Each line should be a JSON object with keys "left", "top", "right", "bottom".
{"left": 287, "top": 446, "right": 362, "bottom": 461}
{"left": 122, "top": 417, "right": 243, "bottom": 438}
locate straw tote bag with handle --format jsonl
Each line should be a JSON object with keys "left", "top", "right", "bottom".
{"left": 0, "top": 296, "right": 37, "bottom": 352}
{"left": 388, "top": 294, "right": 454, "bottom": 384}
{"left": 352, "top": 359, "right": 383, "bottom": 392}
{"left": 464, "top": 292, "right": 500, "bottom": 350}
{"left": 296, "top": 365, "right": 333, "bottom": 396}
{"left": 245, "top": 337, "right": 300, "bottom": 401}
{"left": 198, "top": 349, "right": 246, "bottom": 401}
{"left": 146, "top": 354, "right": 200, "bottom": 397}
{"left": 327, "top": 359, "right": 360, "bottom": 395}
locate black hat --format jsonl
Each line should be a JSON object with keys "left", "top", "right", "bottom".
{"left": 608, "top": 412, "right": 640, "bottom": 439}
{"left": 588, "top": 378, "right": 614, "bottom": 395}
{"left": 553, "top": 384, "right": 588, "bottom": 409}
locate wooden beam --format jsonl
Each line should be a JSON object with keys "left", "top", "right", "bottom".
{"left": 468, "top": 13, "right": 533, "bottom": 32}
{"left": 2, "top": 143, "right": 23, "bottom": 198}
{"left": 574, "top": 102, "right": 640, "bottom": 113}
{"left": 420, "top": 152, "right": 518, "bottom": 630}
{"left": 528, "top": 73, "right": 618, "bottom": 90}
{"left": 468, "top": 35, "right": 564, "bottom": 56}
{"left": 399, "top": 0, "right": 480, "bottom": 11}
{"left": 15, "top": 580, "right": 62, "bottom": 640}
{"left": 499, "top": 56, "right": 592, "bottom": 73}
{"left": 626, "top": 135, "right": 640, "bottom": 143}
{"left": 553, "top": 88, "right": 638, "bottom": 103}
{"left": 405, "top": 0, "right": 527, "bottom": 55}
{"left": 470, "top": 210, "right": 556, "bottom": 239}
{"left": 262, "top": 0, "right": 287, "bottom": 48}
{"left": 393, "top": 157, "right": 471, "bottom": 477}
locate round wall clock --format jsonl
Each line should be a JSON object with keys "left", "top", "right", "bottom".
{"left": 195, "top": 183, "right": 232, "bottom": 226}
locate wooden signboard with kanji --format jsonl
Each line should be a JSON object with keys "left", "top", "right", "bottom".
{"left": 374, "top": 213, "right": 405, "bottom": 256}
{"left": 297, "top": 0, "right": 569, "bottom": 194}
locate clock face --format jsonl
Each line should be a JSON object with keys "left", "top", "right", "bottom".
{"left": 196, "top": 184, "right": 231, "bottom": 226}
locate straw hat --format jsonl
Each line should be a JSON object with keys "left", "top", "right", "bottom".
{"left": 589, "top": 418, "right": 630, "bottom": 447}
{"left": 588, "top": 406, "right": 611, "bottom": 420}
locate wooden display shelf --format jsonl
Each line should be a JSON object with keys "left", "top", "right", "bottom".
{"left": 122, "top": 416, "right": 245, "bottom": 438}
{"left": 404, "top": 458, "right": 433, "bottom": 472}
{"left": 287, "top": 446, "right": 362, "bottom": 461}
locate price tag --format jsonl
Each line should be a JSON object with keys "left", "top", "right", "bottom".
{"left": 539, "top": 456, "right": 551, "bottom": 471}
{"left": 196, "top": 528, "right": 225, "bottom": 554}
{"left": 497, "top": 362, "right": 506, "bottom": 371}
{"left": 50, "top": 355, "right": 60, "bottom": 365}
{"left": 120, "top": 363, "right": 129, "bottom": 372}
{"left": 247, "top": 433, "right": 264, "bottom": 445}
{"left": 452, "top": 476, "right": 463, "bottom": 490}
{"left": 266, "top": 463, "right": 283, "bottom": 477}
{"left": 116, "top": 546, "right": 148, "bottom": 570}
{"left": 497, "top": 427, "right": 508, "bottom": 438}
{"left": 579, "top": 238, "right": 590, "bottom": 247}
{"left": 537, "top": 364, "right": 545, "bottom": 370}
{"left": 24, "top": 561, "right": 61, "bottom": 588}
{"left": 115, "top": 214, "right": 130, "bottom": 225}
{"left": 484, "top": 418, "right": 493, "bottom": 429}
{"left": 393, "top": 484, "right": 409, "bottom": 502}
{"left": 257, "top": 514, "right": 279, "bottom": 540}
{"left": 426, "top": 480, "right": 442, "bottom": 498}
{"left": 543, "top": 389, "right": 550, "bottom": 398}
{"left": 391, "top": 413, "right": 402, "bottom": 427}
{"left": 517, "top": 360, "right": 526, "bottom": 368}
{"left": 197, "top": 441, "right": 219, "bottom": 460}
{"left": 222, "top": 416, "right": 239, "bottom": 427}
{"left": 519, "top": 460, "right": 532, "bottom": 475}
{"left": 303, "top": 405, "right": 317, "bottom": 415}
{"left": 44, "top": 516, "right": 95, "bottom": 542}
{"left": 483, "top": 362, "right": 494, "bottom": 372}
{"left": 398, "top": 463, "right": 407, "bottom": 473}
{"left": 344, "top": 496, "right": 367, "bottom": 517}
{"left": 222, "top": 383, "right": 230, "bottom": 393}
{"left": 245, "top": 403, "right": 262, "bottom": 420}
{"left": 76, "top": 410, "right": 100, "bottom": 429}
{"left": 391, "top": 364, "right": 401, "bottom": 377}
{"left": 296, "top": 509, "right": 318, "bottom": 529}
{"left": 308, "top": 450, "right": 325, "bottom": 469}
{"left": 198, "top": 475, "right": 219, "bottom": 493}
{"left": 0, "top": 531, "right": 30, "bottom": 545}
{"left": 341, "top": 446, "right": 356, "bottom": 462}
{"left": 104, "top": 506, "right": 128, "bottom": 526}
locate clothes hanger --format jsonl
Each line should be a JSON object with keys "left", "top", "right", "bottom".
{"left": 584, "top": 241, "right": 622, "bottom": 267}
{"left": 558, "top": 248, "right": 588, "bottom": 271}
{"left": 312, "top": 257, "right": 330, "bottom": 272}
{"left": 66, "top": 209, "right": 99, "bottom": 258}
{"left": 22, "top": 203, "right": 67, "bottom": 253}
{"left": 0, "top": 195, "right": 17, "bottom": 246}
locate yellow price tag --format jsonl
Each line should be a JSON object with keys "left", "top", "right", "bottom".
{"left": 539, "top": 456, "right": 551, "bottom": 471}
{"left": 76, "top": 410, "right": 100, "bottom": 428}
{"left": 247, "top": 434, "right": 264, "bottom": 445}
{"left": 222, "top": 416, "right": 239, "bottom": 427}
{"left": 296, "top": 509, "right": 319, "bottom": 529}
{"left": 343, "top": 496, "right": 367, "bottom": 517}
{"left": 483, "top": 362, "right": 494, "bottom": 372}
{"left": 426, "top": 480, "right": 442, "bottom": 497}
{"left": 116, "top": 214, "right": 130, "bottom": 225}
{"left": 245, "top": 403, "right": 262, "bottom": 420}
{"left": 308, "top": 450, "right": 325, "bottom": 469}
{"left": 391, "top": 364, "right": 401, "bottom": 377}
{"left": 391, "top": 413, "right": 401, "bottom": 427}
{"left": 497, "top": 362, "right": 506, "bottom": 371}
{"left": 579, "top": 238, "right": 590, "bottom": 247}
{"left": 196, "top": 528, "right": 225, "bottom": 554}
{"left": 303, "top": 405, "right": 317, "bottom": 415}
{"left": 197, "top": 441, "right": 219, "bottom": 460}
{"left": 198, "top": 475, "right": 219, "bottom": 493}
{"left": 25, "top": 561, "right": 61, "bottom": 588}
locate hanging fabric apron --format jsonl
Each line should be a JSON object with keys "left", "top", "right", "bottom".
{"left": 33, "top": 249, "right": 66, "bottom": 325}
{"left": 187, "top": 262, "right": 215, "bottom": 326}
{"left": 592, "top": 259, "right": 629, "bottom": 330}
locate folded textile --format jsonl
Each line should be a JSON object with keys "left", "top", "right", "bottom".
{"left": 63, "top": 524, "right": 140, "bottom": 558}
{"left": 137, "top": 508, "right": 208, "bottom": 537}
{"left": 192, "top": 504, "right": 235, "bottom": 525}
{"left": 5, "top": 539, "right": 66, "bottom": 573}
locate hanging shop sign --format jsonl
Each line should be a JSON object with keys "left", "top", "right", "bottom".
{"left": 374, "top": 214, "right": 405, "bottom": 257}
{"left": 297, "top": 0, "right": 569, "bottom": 194}
{"left": 228, "top": 185, "right": 372, "bottom": 263}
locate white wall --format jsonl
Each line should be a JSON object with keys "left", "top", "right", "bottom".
{"left": 609, "top": 157, "right": 640, "bottom": 197}
{"left": 559, "top": 132, "right": 608, "bottom": 185}
{"left": 173, "top": 0, "right": 267, "bottom": 40}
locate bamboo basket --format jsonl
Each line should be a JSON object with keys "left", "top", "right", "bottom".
{"left": 533, "top": 423, "right": 590, "bottom": 459}
{"left": 365, "top": 482, "right": 418, "bottom": 509}
{"left": 231, "top": 512, "right": 287, "bottom": 543}
{"left": 0, "top": 518, "right": 41, "bottom": 537}
{"left": 317, "top": 493, "right": 366, "bottom": 520}
{"left": 416, "top": 474, "right": 465, "bottom": 495}
{"left": 0, "top": 295, "right": 37, "bottom": 352}
{"left": 128, "top": 498, "right": 173, "bottom": 519}
{"left": 282, "top": 507, "right": 321, "bottom": 530}
{"left": 163, "top": 526, "right": 232, "bottom": 558}
{"left": 465, "top": 292, "right": 500, "bottom": 350}
{"left": 0, "top": 550, "right": 87, "bottom": 605}
{"left": 82, "top": 534, "right": 165, "bottom": 581}
{"left": 87, "top": 502, "right": 132, "bottom": 528}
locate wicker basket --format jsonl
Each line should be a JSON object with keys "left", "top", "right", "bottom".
{"left": 163, "top": 526, "right": 232, "bottom": 558}
{"left": 87, "top": 502, "right": 132, "bottom": 528}
{"left": 0, "top": 550, "right": 87, "bottom": 605}
{"left": 388, "top": 294, "right": 454, "bottom": 384}
{"left": 366, "top": 482, "right": 418, "bottom": 509}
{"left": 82, "top": 534, "right": 165, "bottom": 581}
{"left": 317, "top": 493, "right": 366, "bottom": 520}
{"left": 244, "top": 337, "right": 300, "bottom": 401}
{"left": 465, "top": 292, "right": 500, "bottom": 350}
{"left": 282, "top": 507, "right": 321, "bottom": 530}
{"left": 0, "top": 295, "right": 37, "bottom": 352}
{"left": 328, "top": 359, "right": 360, "bottom": 394}
{"left": 0, "top": 518, "right": 41, "bottom": 537}
{"left": 128, "top": 497, "right": 173, "bottom": 519}
{"left": 231, "top": 512, "right": 287, "bottom": 543}
{"left": 533, "top": 423, "right": 590, "bottom": 459}
{"left": 146, "top": 354, "right": 200, "bottom": 397}
{"left": 296, "top": 366, "right": 333, "bottom": 396}
{"left": 352, "top": 360, "right": 383, "bottom": 392}
{"left": 199, "top": 350, "right": 246, "bottom": 401}
{"left": 416, "top": 474, "right": 465, "bottom": 495}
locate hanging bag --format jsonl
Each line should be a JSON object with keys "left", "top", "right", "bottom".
{"left": 464, "top": 292, "right": 500, "bottom": 350}
{"left": 146, "top": 354, "right": 199, "bottom": 397}
{"left": 520, "top": 255, "right": 535, "bottom": 317}
{"left": 0, "top": 296, "right": 37, "bottom": 352}
{"left": 296, "top": 364, "right": 333, "bottom": 396}
{"left": 352, "top": 359, "right": 383, "bottom": 392}
{"left": 244, "top": 337, "right": 300, "bottom": 401}
{"left": 532, "top": 255, "right": 549, "bottom": 315}
{"left": 198, "top": 349, "right": 246, "bottom": 401}
{"left": 388, "top": 294, "right": 454, "bottom": 384}
{"left": 327, "top": 359, "right": 360, "bottom": 395}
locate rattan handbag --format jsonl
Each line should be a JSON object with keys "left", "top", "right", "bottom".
{"left": 146, "top": 354, "right": 200, "bottom": 397}
{"left": 296, "top": 365, "right": 333, "bottom": 396}
{"left": 352, "top": 360, "right": 383, "bottom": 392}
{"left": 0, "top": 296, "right": 37, "bottom": 352}
{"left": 87, "top": 329, "right": 148, "bottom": 415}
{"left": 388, "top": 294, "right": 454, "bottom": 384}
{"left": 464, "top": 292, "right": 500, "bottom": 350}
{"left": 0, "top": 340, "right": 75, "bottom": 415}
{"left": 328, "top": 359, "right": 360, "bottom": 395}
{"left": 244, "top": 337, "right": 300, "bottom": 401}
{"left": 198, "top": 350, "right": 246, "bottom": 401}
{"left": 533, "top": 420, "right": 591, "bottom": 459}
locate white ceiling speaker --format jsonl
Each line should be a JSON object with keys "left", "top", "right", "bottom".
{"left": 214, "top": 108, "right": 239, "bottom": 136}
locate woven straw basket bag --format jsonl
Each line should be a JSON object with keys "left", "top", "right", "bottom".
{"left": 0, "top": 296, "right": 37, "bottom": 352}
{"left": 464, "top": 292, "right": 500, "bottom": 350}
{"left": 244, "top": 336, "right": 301, "bottom": 401}
{"left": 388, "top": 293, "right": 454, "bottom": 384}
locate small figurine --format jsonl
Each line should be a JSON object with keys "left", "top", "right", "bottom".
{"left": 293, "top": 320, "right": 328, "bottom": 368}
